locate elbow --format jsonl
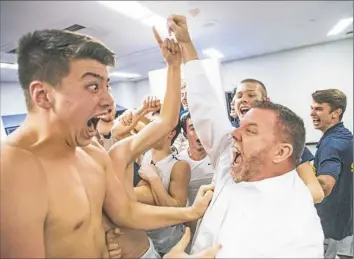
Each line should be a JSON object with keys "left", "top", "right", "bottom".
{"left": 157, "top": 118, "right": 177, "bottom": 134}
{"left": 323, "top": 186, "right": 334, "bottom": 198}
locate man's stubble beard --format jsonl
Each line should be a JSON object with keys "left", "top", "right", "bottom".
{"left": 231, "top": 147, "right": 270, "bottom": 183}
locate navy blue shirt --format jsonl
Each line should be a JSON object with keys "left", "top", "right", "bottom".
{"left": 300, "top": 145, "right": 314, "bottom": 164}
{"left": 314, "top": 122, "right": 353, "bottom": 240}
{"left": 231, "top": 118, "right": 314, "bottom": 165}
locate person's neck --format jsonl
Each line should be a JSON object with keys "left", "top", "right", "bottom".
{"left": 188, "top": 146, "right": 207, "bottom": 161}
{"left": 321, "top": 121, "right": 341, "bottom": 135}
{"left": 17, "top": 112, "right": 77, "bottom": 154}
{"left": 151, "top": 145, "right": 172, "bottom": 163}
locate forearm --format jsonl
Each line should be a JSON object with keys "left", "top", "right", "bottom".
{"left": 296, "top": 163, "right": 324, "bottom": 203}
{"left": 134, "top": 185, "right": 156, "bottom": 205}
{"left": 149, "top": 178, "right": 180, "bottom": 207}
{"left": 138, "top": 115, "right": 151, "bottom": 125}
{"left": 317, "top": 177, "right": 333, "bottom": 197}
{"left": 121, "top": 201, "right": 196, "bottom": 231}
{"left": 180, "top": 41, "right": 199, "bottom": 63}
{"left": 307, "top": 183, "right": 325, "bottom": 203}
{"left": 112, "top": 108, "right": 146, "bottom": 139}
{"left": 159, "top": 65, "right": 181, "bottom": 129}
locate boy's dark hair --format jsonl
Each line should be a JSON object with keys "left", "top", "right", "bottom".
{"left": 252, "top": 101, "right": 306, "bottom": 166}
{"left": 17, "top": 29, "right": 115, "bottom": 110}
{"left": 171, "top": 119, "right": 182, "bottom": 145}
{"left": 312, "top": 89, "right": 347, "bottom": 121}
{"left": 180, "top": 111, "right": 191, "bottom": 137}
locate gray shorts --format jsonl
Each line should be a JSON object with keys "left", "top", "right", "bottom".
{"left": 140, "top": 238, "right": 161, "bottom": 259}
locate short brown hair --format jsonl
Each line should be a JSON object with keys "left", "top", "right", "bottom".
{"left": 233, "top": 78, "right": 267, "bottom": 98}
{"left": 252, "top": 101, "right": 305, "bottom": 166}
{"left": 17, "top": 29, "right": 115, "bottom": 110}
{"left": 312, "top": 89, "right": 347, "bottom": 121}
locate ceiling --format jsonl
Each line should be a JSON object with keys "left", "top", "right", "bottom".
{"left": 0, "top": 1, "right": 352, "bottom": 83}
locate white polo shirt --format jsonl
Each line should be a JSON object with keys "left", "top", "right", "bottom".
{"left": 184, "top": 59, "right": 324, "bottom": 258}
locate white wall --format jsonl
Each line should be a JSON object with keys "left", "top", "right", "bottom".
{"left": 148, "top": 59, "right": 227, "bottom": 112}
{"left": 0, "top": 82, "right": 27, "bottom": 116}
{"left": 222, "top": 38, "right": 353, "bottom": 143}
{"left": 0, "top": 117, "right": 7, "bottom": 141}
{"left": 135, "top": 79, "right": 151, "bottom": 106}
{"left": 110, "top": 81, "right": 138, "bottom": 109}
{"left": 1, "top": 39, "right": 352, "bottom": 142}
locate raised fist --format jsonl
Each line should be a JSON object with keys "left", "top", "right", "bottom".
{"left": 142, "top": 96, "right": 161, "bottom": 114}
{"left": 167, "top": 15, "right": 191, "bottom": 44}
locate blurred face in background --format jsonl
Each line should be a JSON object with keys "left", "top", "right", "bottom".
{"left": 233, "top": 82, "right": 266, "bottom": 120}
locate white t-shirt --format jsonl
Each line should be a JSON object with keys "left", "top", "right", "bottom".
{"left": 100, "top": 132, "right": 118, "bottom": 151}
{"left": 173, "top": 132, "right": 189, "bottom": 154}
{"left": 177, "top": 150, "right": 214, "bottom": 205}
{"left": 142, "top": 151, "right": 185, "bottom": 254}
{"left": 184, "top": 60, "right": 324, "bottom": 258}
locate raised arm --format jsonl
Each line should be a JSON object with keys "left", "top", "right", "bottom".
{"left": 0, "top": 146, "right": 48, "bottom": 258}
{"left": 111, "top": 96, "right": 160, "bottom": 140}
{"left": 168, "top": 15, "right": 233, "bottom": 165}
{"left": 109, "top": 28, "right": 182, "bottom": 165}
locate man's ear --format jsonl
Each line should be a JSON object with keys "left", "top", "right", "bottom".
{"left": 273, "top": 143, "right": 293, "bottom": 164}
{"left": 29, "top": 81, "right": 53, "bottom": 109}
{"left": 264, "top": 97, "right": 270, "bottom": 102}
{"left": 332, "top": 108, "right": 343, "bottom": 120}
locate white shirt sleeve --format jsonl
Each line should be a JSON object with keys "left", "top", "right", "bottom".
{"left": 184, "top": 60, "right": 234, "bottom": 166}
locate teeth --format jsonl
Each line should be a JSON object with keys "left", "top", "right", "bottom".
{"left": 240, "top": 107, "right": 250, "bottom": 115}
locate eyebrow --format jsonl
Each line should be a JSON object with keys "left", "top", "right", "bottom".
{"left": 240, "top": 122, "right": 258, "bottom": 128}
{"left": 81, "top": 72, "right": 110, "bottom": 83}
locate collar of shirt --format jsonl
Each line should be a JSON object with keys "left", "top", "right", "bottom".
{"left": 235, "top": 169, "right": 298, "bottom": 194}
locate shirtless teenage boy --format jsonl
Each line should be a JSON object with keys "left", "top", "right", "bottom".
{"left": 1, "top": 28, "right": 215, "bottom": 258}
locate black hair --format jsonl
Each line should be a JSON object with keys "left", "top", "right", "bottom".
{"left": 17, "top": 29, "right": 115, "bottom": 110}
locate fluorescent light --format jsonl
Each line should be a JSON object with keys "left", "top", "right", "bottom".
{"left": 110, "top": 71, "right": 141, "bottom": 79}
{"left": 0, "top": 63, "right": 18, "bottom": 69}
{"left": 97, "top": 1, "right": 153, "bottom": 20}
{"left": 202, "top": 48, "right": 224, "bottom": 59}
{"left": 97, "top": 1, "right": 167, "bottom": 34}
{"left": 327, "top": 17, "right": 353, "bottom": 36}
{"left": 141, "top": 14, "right": 166, "bottom": 32}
